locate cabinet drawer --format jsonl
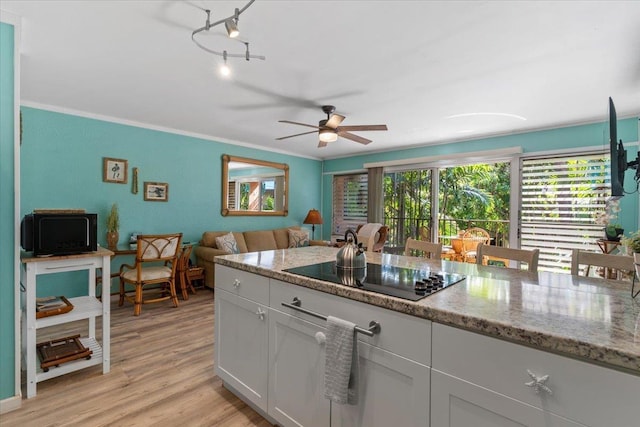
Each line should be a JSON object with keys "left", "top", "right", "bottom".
{"left": 215, "top": 265, "right": 269, "bottom": 305}
{"left": 271, "top": 279, "right": 431, "bottom": 366}
{"left": 432, "top": 323, "right": 639, "bottom": 427}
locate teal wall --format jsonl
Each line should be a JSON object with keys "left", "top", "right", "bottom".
{"left": 0, "top": 21, "right": 16, "bottom": 401}
{"left": 20, "top": 107, "right": 323, "bottom": 296}
{"left": 321, "top": 119, "right": 640, "bottom": 240}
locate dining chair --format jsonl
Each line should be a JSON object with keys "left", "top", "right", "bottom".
{"left": 476, "top": 243, "right": 540, "bottom": 272}
{"left": 460, "top": 227, "right": 491, "bottom": 263}
{"left": 404, "top": 238, "right": 442, "bottom": 260}
{"left": 176, "top": 244, "right": 197, "bottom": 300}
{"left": 119, "top": 233, "right": 183, "bottom": 316}
{"left": 570, "top": 249, "right": 634, "bottom": 280}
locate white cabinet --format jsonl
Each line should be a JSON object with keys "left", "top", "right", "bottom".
{"left": 431, "top": 323, "right": 640, "bottom": 427}
{"left": 271, "top": 278, "right": 431, "bottom": 427}
{"left": 430, "top": 370, "right": 583, "bottom": 427}
{"left": 331, "top": 340, "right": 431, "bottom": 427}
{"left": 268, "top": 308, "right": 330, "bottom": 427}
{"left": 215, "top": 289, "right": 269, "bottom": 411}
{"left": 20, "top": 248, "right": 112, "bottom": 398}
{"left": 214, "top": 265, "right": 269, "bottom": 412}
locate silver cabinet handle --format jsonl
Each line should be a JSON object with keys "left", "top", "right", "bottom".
{"left": 233, "top": 279, "right": 240, "bottom": 288}
{"left": 256, "top": 307, "right": 266, "bottom": 321}
{"left": 525, "top": 369, "right": 552, "bottom": 395}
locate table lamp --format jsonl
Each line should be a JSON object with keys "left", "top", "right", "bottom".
{"left": 303, "top": 209, "right": 323, "bottom": 240}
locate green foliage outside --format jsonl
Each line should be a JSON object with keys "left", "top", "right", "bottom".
{"left": 383, "top": 163, "right": 510, "bottom": 248}
{"left": 438, "top": 162, "right": 510, "bottom": 239}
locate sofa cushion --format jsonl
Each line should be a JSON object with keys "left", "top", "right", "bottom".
{"left": 274, "top": 226, "right": 299, "bottom": 249}
{"left": 216, "top": 232, "right": 240, "bottom": 254}
{"left": 201, "top": 231, "right": 248, "bottom": 253}
{"left": 244, "top": 230, "right": 278, "bottom": 252}
{"left": 201, "top": 231, "right": 227, "bottom": 248}
{"left": 288, "top": 228, "right": 310, "bottom": 248}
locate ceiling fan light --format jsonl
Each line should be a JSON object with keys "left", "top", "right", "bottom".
{"left": 225, "top": 19, "right": 239, "bottom": 38}
{"left": 319, "top": 128, "right": 338, "bottom": 143}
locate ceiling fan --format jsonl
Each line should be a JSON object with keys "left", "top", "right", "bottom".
{"left": 277, "top": 105, "right": 388, "bottom": 148}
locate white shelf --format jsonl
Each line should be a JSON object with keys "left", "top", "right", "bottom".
{"left": 21, "top": 249, "right": 111, "bottom": 398}
{"left": 35, "top": 296, "right": 103, "bottom": 329}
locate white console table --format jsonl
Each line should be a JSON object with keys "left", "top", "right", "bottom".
{"left": 20, "top": 247, "right": 113, "bottom": 398}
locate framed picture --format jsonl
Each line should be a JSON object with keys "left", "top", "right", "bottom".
{"left": 103, "top": 157, "right": 128, "bottom": 184}
{"left": 144, "top": 182, "right": 169, "bottom": 202}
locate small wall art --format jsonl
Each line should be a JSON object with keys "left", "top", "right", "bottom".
{"left": 103, "top": 157, "right": 128, "bottom": 184}
{"left": 144, "top": 182, "right": 169, "bottom": 202}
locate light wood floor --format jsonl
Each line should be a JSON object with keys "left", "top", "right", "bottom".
{"left": 2, "top": 290, "right": 273, "bottom": 427}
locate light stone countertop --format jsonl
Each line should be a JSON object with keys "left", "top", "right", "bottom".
{"left": 215, "top": 246, "right": 640, "bottom": 374}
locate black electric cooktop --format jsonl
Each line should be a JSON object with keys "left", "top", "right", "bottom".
{"left": 283, "top": 261, "right": 465, "bottom": 301}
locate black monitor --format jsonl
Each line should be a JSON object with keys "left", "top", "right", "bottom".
{"left": 608, "top": 97, "right": 639, "bottom": 197}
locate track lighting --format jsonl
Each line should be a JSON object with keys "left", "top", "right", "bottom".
{"left": 191, "top": 0, "right": 265, "bottom": 75}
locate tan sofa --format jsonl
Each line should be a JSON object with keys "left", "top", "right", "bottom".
{"left": 195, "top": 226, "right": 326, "bottom": 288}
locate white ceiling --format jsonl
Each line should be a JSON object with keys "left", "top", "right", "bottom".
{"left": 4, "top": 1, "right": 640, "bottom": 160}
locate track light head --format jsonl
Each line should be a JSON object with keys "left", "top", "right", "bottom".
{"left": 220, "top": 51, "right": 231, "bottom": 77}
{"left": 225, "top": 19, "right": 239, "bottom": 38}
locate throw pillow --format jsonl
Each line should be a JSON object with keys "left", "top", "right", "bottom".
{"left": 288, "top": 228, "right": 310, "bottom": 248}
{"left": 216, "top": 232, "right": 239, "bottom": 254}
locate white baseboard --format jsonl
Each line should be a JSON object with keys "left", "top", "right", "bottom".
{"left": 0, "top": 394, "right": 22, "bottom": 414}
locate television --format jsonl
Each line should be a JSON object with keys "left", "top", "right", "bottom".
{"left": 608, "top": 97, "right": 639, "bottom": 198}
{"left": 21, "top": 213, "right": 98, "bottom": 256}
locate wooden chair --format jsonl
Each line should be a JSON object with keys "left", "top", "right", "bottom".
{"left": 404, "top": 238, "right": 442, "bottom": 260}
{"left": 476, "top": 243, "right": 540, "bottom": 272}
{"left": 176, "top": 244, "right": 197, "bottom": 300}
{"left": 570, "top": 249, "right": 634, "bottom": 280}
{"left": 460, "top": 227, "right": 491, "bottom": 263}
{"left": 355, "top": 224, "right": 388, "bottom": 253}
{"left": 119, "top": 233, "right": 183, "bottom": 316}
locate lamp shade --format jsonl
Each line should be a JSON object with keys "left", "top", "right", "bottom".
{"left": 303, "top": 209, "right": 323, "bottom": 225}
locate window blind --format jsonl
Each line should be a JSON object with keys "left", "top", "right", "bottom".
{"left": 333, "top": 173, "right": 368, "bottom": 235}
{"left": 520, "top": 152, "right": 609, "bottom": 273}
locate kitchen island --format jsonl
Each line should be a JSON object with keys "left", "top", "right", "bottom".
{"left": 214, "top": 246, "right": 639, "bottom": 427}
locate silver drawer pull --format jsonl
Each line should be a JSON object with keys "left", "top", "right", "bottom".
{"left": 255, "top": 307, "right": 266, "bottom": 321}
{"left": 525, "top": 369, "right": 552, "bottom": 395}
{"left": 233, "top": 279, "right": 241, "bottom": 288}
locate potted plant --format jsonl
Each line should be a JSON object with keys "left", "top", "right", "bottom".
{"left": 106, "top": 203, "right": 119, "bottom": 249}
{"left": 595, "top": 199, "right": 623, "bottom": 241}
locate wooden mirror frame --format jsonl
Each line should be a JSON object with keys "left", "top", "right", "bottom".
{"left": 221, "top": 154, "right": 289, "bottom": 216}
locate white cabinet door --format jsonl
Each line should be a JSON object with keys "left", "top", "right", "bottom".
{"left": 430, "top": 370, "right": 585, "bottom": 427}
{"left": 215, "top": 289, "right": 269, "bottom": 412}
{"left": 331, "top": 340, "right": 431, "bottom": 427}
{"left": 268, "top": 308, "right": 330, "bottom": 427}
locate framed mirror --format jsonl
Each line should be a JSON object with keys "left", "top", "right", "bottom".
{"left": 221, "top": 154, "right": 289, "bottom": 216}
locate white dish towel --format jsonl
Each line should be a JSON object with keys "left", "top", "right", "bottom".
{"left": 324, "top": 315, "right": 359, "bottom": 405}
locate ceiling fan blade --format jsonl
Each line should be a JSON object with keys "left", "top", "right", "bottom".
{"left": 317, "top": 139, "right": 329, "bottom": 148}
{"left": 278, "top": 120, "right": 320, "bottom": 129}
{"left": 276, "top": 130, "right": 317, "bottom": 141}
{"left": 325, "top": 114, "right": 346, "bottom": 129}
{"left": 338, "top": 131, "right": 372, "bottom": 145}
{"left": 336, "top": 124, "right": 388, "bottom": 132}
